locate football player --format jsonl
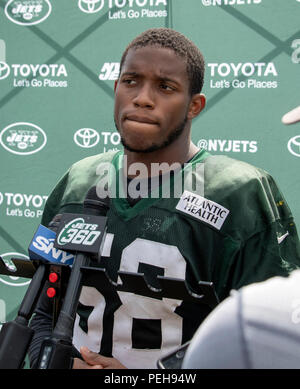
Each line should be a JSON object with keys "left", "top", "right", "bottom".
{"left": 28, "top": 28, "right": 300, "bottom": 369}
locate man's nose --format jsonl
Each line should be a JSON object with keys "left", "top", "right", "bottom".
{"left": 132, "top": 84, "right": 155, "bottom": 109}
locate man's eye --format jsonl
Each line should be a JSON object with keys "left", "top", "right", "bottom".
{"left": 160, "top": 83, "right": 174, "bottom": 91}
{"left": 123, "top": 79, "right": 136, "bottom": 85}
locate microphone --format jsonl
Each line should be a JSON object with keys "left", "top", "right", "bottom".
{"left": 0, "top": 215, "right": 74, "bottom": 369}
{"left": 28, "top": 224, "right": 75, "bottom": 266}
{"left": 0, "top": 189, "right": 109, "bottom": 369}
{"left": 27, "top": 215, "right": 75, "bottom": 326}
{"left": 36, "top": 187, "right": 110, "bottom": 369}
{"left": 53, "top": 188, "right": 109, "bottom": 259}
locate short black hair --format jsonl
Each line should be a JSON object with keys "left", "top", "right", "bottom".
{"left": 120, "top": 28, "right": 205, "bottom": 96}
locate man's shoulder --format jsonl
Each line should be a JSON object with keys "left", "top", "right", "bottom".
{"left": 199, "top": 154, "right": 286, "bottom": 237}
{"left": 66, "top": 150, "right": 120, "bottom": 188}
{"left": 70, "top": 150, "right": 119, "bottom": 173}
{"left": 46, "top": 150, "right": 120, "bottom": 215}
{"left": 204, "top": 154, "right": 270, "bottom": 186}
{"left": 202, "top": 154, "right": 275, "bottom": 199}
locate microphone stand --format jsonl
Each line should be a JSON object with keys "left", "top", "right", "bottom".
{"left": 0, "top": 257, "right": 70, "bottom": 369}
{"left": 0, "top": 262, "right": 47, "bottom": 369}
{"left": 36, "top": 253, "right": 90, "bottom": 369}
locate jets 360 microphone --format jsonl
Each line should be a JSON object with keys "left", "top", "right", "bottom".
{"left": 36, "top": 186, "right": 110, "bottom": 369}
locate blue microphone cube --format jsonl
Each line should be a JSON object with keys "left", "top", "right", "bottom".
{"left": 28, "top": 224, "right": 75, "bottom": 266}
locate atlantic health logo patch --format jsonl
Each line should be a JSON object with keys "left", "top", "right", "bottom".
{"left": 176, "top": 191, "right": 230, "bottom": 230}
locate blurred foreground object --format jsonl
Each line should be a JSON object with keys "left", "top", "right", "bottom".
{"left": 282, "top": 106, "right": 300, "bottom": 125}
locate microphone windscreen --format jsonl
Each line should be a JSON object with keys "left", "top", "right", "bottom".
{"left": 83, "top": 186, "right": 110, "bottom": 216}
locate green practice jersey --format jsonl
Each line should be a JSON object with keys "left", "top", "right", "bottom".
{"left": 41, "top": 150, "right": 300, "bottom": 368}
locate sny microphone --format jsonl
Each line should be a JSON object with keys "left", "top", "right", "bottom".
{"left": 28, "top": 222, "right": 75, "bottom": 266}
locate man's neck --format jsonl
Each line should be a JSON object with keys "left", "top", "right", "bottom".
{"left": 123, "top": 141, "right": 199, "bottom": 179}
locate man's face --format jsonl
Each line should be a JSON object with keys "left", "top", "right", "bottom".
{"left": 114, "top": 46, "right": 193, "bottom": 153}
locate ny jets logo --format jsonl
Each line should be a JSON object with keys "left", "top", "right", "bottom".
{"left": 5, "top": 0, "right": 52, "bottom": 26}
{"left": 99, "top": 62, "right": 120, "bottom": 80}
{"left": 57, "top": 217, "right": 101, "bottom": 246}
{"left": 291, "top": 39, "right": 300, "bottom": 64}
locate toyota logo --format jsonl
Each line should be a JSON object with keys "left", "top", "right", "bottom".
{"left": 74, "top": 128, "right": 100, "bottom": 148}
{"left": 78, "top": 0, "right": 105, "bottom": 13}
{"left": 0, "top": 62, "right": 10, "bottom": 80}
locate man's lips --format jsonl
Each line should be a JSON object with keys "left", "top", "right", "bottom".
{"left": 125, "top": 114, "right": 158, "bottom": 125}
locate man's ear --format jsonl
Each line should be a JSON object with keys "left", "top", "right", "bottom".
{"left": 187, "top": 93, "right": 206, "bottom": 120}
{"left": 114, "top": 80, "right": 118, "bottom": 93}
